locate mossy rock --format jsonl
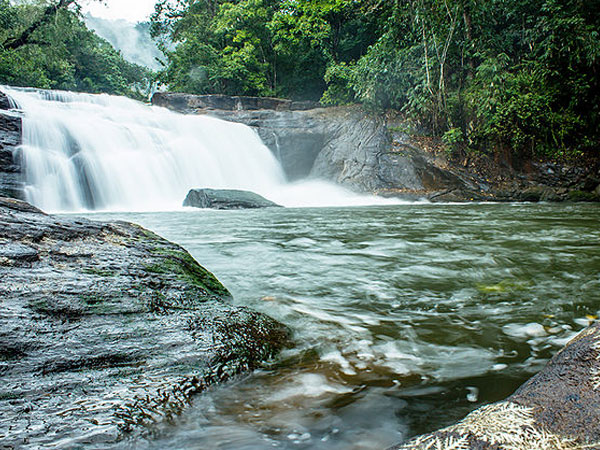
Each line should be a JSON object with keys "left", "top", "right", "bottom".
{"left": 0, "top": 197, "right": 289, "bottom": 448}
{"left": 567, "top": 190, "right": 599, "bottom": 202}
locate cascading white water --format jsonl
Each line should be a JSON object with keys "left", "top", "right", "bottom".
{"left": 3, "top": 87, "right": 399, "bottom": 212}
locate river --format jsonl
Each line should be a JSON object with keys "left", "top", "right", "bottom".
{"left": 78, "top": 202, "right": 600, "bottom": 449}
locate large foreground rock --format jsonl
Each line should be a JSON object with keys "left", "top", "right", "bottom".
{"left": 183, "top": 188, "right": 282, "bottom": 209}
{"left": 391, "top": 322, "right": 600, "bottom": 449}
{"left": 0, "top": 197, "right": 289, "bottom": 448}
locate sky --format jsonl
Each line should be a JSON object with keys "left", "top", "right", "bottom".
{"left": 82, "top": 0, "right": 158, "bottom": 22}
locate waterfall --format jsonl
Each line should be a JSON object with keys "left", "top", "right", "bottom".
{"left": 3, "top": 87, "right": 399, "bottom": 212}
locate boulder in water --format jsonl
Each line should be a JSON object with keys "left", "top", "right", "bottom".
{"left": 183, "top": 188, "right": 282, "bottom": 209}
{"left": 0, "top": 197, "right": 290, "bottom": 447}
{"left": 390, "top": 322, "right": 600, "bottom": 449}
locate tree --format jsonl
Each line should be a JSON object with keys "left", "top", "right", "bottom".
{"left": 149, "top": 0, "right": 598, "bottom": 160}
{"left": 2, "top": 0, "right": 78, "bottom": 50}
{"left": 0, "top": 0, "right": 153, "bottom": 98}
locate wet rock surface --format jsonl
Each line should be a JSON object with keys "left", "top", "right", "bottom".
{"left": 183, "top": 188, "right": 282, "bottom": 209}
{"left": 391, "top": 322, "right": 600, "bottom": 449}
{"left": 0, "top": 91, "right": 22, "bottom": 199}
{"left": 0, "top": 197, "right": 289, "bottom": 448}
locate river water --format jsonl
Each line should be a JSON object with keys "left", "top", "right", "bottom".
{"left": 80, "top": 202, "right": 600, "bottom": 449}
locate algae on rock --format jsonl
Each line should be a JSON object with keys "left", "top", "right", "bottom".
{"left": 0, "top": 197, "right": 290, "bottom": 448}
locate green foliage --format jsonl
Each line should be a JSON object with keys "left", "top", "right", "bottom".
{"left": 151, "top": 0, "right": 380, "bottom": 100}
{"left": 80, "top": 0, "right": 598, "bottom": 161}
{"left": 0, "top": 0, "right": 153, "bottom": 98}
{"left": 343, "top": 0, "right": 599, "bottom": 160}
{"left": 442, "top": 127, "right": 465, "bottom": 155}
{"left": 1, "top": 0, "right": 597, "bottom": 160}
{"left": 321, "top": 62, "right": 354, "bottom": 105}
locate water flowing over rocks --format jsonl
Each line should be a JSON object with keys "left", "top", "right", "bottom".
{"left": 390, "top": 322, "right": 600, "bottom": 449}
{"left": 152, "top": 92, "right": 600, "bottom": 203}
{"left": 1, "top": 86, "right": 598, "bottom": 204}
{"left": 154, "top": 92, "right": 471, "bottom": 196}
{"left": 0, "top": 197, "right": 289, "bottom": 448}
{"left": 183, "top": 188, "right": 282, "bottom": 209}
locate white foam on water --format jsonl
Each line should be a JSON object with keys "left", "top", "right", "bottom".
{"left": 268, "top": 374, "right": 352, "bottom": 402}
{"left": 502, "top": 323, "right": 548, "bottom": 339}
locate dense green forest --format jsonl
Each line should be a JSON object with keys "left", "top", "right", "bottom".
{"left": 1, "top": 0, "right": 599, "bottom": 161}
{"left": 151, "top": 0, "right": 600, "bottom": 160}
{"left": 0, "top": 0, "right": 152, "bottom": 98}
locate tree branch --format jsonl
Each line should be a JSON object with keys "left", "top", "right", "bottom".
{"left": 2, "top": 0, "right": 76, "bottom": 51}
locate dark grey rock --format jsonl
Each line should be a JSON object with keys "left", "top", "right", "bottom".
{"left": 0, "top": 90, "right": 12, "bottom": 110}
{"left": 183, "top": 188, "right": 282, "bottom": 209}
{"left": 390, "top": 323, "right": 600, "bottom": 449}
{"left": 0, "top": 90, "right": 23, "bottom": 199}
{"left": 0, "top": 197, "right": 289, "bottom": 448}
{"left": 221, "top": 109, "right": 330, "bottom": 181}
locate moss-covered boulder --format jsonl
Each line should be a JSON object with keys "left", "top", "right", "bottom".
{"left": 0, "top": 197, "right": 289, "bottom": 448}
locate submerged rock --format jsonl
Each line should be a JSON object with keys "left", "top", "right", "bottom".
{"left": 183, "top": 188, "right": 282, "bottom": 209}
{"left": 0, "top": 197, "right": 289, "bottom": 448}
{"left": 390, "top": 322, "right": 600, "bottom": 449}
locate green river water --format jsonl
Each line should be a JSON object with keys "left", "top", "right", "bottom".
{"left": 84, "top": 202, "right": 600, "bottom": 449}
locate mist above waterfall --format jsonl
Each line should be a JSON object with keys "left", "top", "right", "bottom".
{"left": 3, "top": 87, "right": 400, "bottom": 212}
{"left": 84, "top": 15, "right": 164, "bottom": 71}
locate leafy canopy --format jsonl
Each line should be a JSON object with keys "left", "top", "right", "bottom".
{"left": 152, "top": 0, "right": 599, "bottom": 160}
{"left": 0, "top": 0, "right": 153, "bottom": 98}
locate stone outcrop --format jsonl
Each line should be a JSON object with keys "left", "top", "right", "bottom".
{"left": 153, "top": 92, "right": 479, "bottom": 199}
{"left": 151, "top": 92, "right": 600, "bottom": 202}
{"left": 152, "top": 91, "right": 319, "bottom": 113}
{"left": 0, "top": 91, "right": 22, "bottom": 199}
{"left": 161, "top": 92, "right": 596, "bottom": 202}
{"left": 0, "top": 197, "right": 289, "bottom": 448}
{"left": 390, "top": 322, "right": 600, "bottom": 449}
{"left": 183, "top": 188, "right": 282, "bottom": 209}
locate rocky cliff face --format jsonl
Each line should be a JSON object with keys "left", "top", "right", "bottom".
{"left": 0, "top": 91, "right": 22, "bottom": 199}
{"left": 153, "top": 92, "right": 478, "bottom": 199}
